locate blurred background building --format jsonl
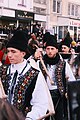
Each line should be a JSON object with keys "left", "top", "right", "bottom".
{"left": 0, "top": 0, "right": 80, "bottom": 41}
{"left": 49, "top": 0, "right": 80, "bottom": 42}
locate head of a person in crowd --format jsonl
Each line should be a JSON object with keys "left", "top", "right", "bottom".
{"left": 45, "top": 35, "right": 58, "bottom": 58}
{"left": 61, "top": 39, "right": 71, "bottom": 54}
{"left": 31, "top": 33, "right": 37, "bottom": 40}
{"left": 64, "top": 31, "right": 73, "bottom": 43}
{"left": 65, "top": 31, "right": 70, "bottom": 38}
{"left": 6, "top": 30, "right": 30, "bottom": 64}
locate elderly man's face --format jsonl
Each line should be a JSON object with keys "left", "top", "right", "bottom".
{"left": 61, "top": 45, "right": 70, "bottom": 54}
{"left": 7, "top": 48, "right": 26, "bottom": 64}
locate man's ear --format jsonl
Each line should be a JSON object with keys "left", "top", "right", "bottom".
{"left": 56, "top": 49, "right": 58, "bottom": 53}
{"left": 22, "top": 52, "right": 26, "bottom": 57}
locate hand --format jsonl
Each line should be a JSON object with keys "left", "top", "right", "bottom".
{"left": 70, "top": 48, "right": 75, "bottom": 54}
{"left": 34, "top": 48, "right": 43, "bottom": 60}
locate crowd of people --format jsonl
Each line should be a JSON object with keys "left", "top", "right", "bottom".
{"left": 0, "top": 27, "right": 80, "bottom": 120}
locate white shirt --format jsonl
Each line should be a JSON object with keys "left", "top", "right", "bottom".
{"left": 65, "top": 61, "right": 76, "bottom": 81}
{"left": 46, "top": 61, "right": 76, "bottom": 90}
{"left": 7, "top": 59, "right": 54, "bottom": 120}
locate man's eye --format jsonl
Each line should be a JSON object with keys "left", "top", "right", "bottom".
{"left": 12, "top": 51, "right": 16, "bottom": 53}
{"left": 47, "top": 48, "right": 49, "bottom": 50}
{"left": 11, "top": 50, "right": 16, "bottom": 53}
{"left": 51, "top": 48, "right": 54, "bottom": 50}
{"left": 7, "top": 50, "right": 9, "bottom": 53}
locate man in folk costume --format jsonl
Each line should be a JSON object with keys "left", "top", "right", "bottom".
{"left": 0, "top": 30, "right": 55, "bottom": 120}
{"left": 34, "top": 35, "right": 76, "bottom": 120}
{"left": 59, "top": 37, "right": 76, "bottom": 64}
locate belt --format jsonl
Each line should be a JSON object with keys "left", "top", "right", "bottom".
{"left": 50, "top": 89, "right": 59, "bottom": 93}
{"left": 50, "top": 89, "right": 60, "bottom": 97}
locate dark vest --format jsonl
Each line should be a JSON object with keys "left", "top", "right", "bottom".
{"left": 0, "top": 65, "right": 39, "bottom": 116}
{"left": 39, "top": 59, "right": 66, "bottom": 96}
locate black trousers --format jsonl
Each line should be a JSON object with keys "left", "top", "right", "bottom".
{"left": 49, "top": 89, "right": 68, "bottom": 120}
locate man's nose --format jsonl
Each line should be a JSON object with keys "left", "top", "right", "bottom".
{"left": 8, "top": 52, "right": 12, "bottom": 57}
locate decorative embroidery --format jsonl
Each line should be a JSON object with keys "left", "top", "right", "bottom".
{"left": 13, "top": 67, "right": 39, "bottom": 111}
{"left": 1, "top": 65, "right": 10, "bottom": 93}
{"left": 39, "top": 59, "right": 65, "bottom": 96}
{"left": 55, "top": 60, "right": 65, "bottom": 96}
{"left": 0, "top": 65, "right": 39, "bottom": 115}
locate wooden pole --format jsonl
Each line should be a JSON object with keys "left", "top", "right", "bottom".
{"left": 34, "top": 44, "right": 54, "bottom": 85}
{"left": 59, "top": 52, "right": 79, "bottom": 55}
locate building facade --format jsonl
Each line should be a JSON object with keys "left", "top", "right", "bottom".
{"left": 0, "top": 0, "right": 34, "bottom": 32}
{"left": 49, "top": 0, "right": 80, "bottom": 41}
{"left": 0, "top": 0, "right": 48, "bottom": 33}
{"left": 33, "top": 0, "right": 47, "bottom": 26}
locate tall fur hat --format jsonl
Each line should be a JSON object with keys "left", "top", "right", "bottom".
{"left": 43, "top": 32, "right": 50, "bottom": 44}
{"left": 45, "top": 35, "right": 58, "bottom": 49}
{"left": 7, "top": 30, "right": 28, "bottom": 52}
{"left": 61, "top": 39, "right": 71, "bottom": 48}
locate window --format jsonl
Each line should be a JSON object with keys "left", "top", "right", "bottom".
{"left": 75, "top": 5, "right": 78, "bottom": 16}
{"left": 34, "top": 7, "right": 40, "bottom": 13}
{"left": 59, "top": 26, "right": 63, "bottom": 39}
{"left": 33, "top": 7, "right": 46, "bottom": 15}
{"left": 57, "top": 1, "right": 60, "bottom": 13}
{"left": 40, "top": 0, "right": 46, "bottom": 4}
{"left": 18, "top": 0, "right": 26, "bottom": 6}
{"left": 68, "top": 3, "right": 79, "bottom": 17}
{"left": 68, "top": 3, "right": 70, "bottom": 15}
{"left": 53, "top": 0, "right": 61, "bottom": 13}
{"left": 53, "top": 0, "right": 56, "bottom": 12}
{"left": 78, "top": 6, "right": 80, "bottom": 17}
{"left": 71, "top": 4, "right": 74, "bottom": 16}
{"left": 70, "top": 26, "right": 73, "bottom": 30}
{"left": 33, "top": 0, "right": 46, "bottom": 4}
{"left": 64, "top": 26, "right": 68, "bottom": 37}
{"left": 40, "top": 8, "right": 46, "bottom": 14}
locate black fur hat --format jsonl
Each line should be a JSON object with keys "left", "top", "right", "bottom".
{"left": 45, "top": 35, "right": 58, "bottom": 49}
{"left": 43, "top": 32, "right": 50, "bottom": 44}
{"left": 61, "top": 39, "right": 71, "bottom": 48}
{"left": 7, "top": 30, "right": 28, "bottom": 52}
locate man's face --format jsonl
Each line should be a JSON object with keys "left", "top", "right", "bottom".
{"left": 61, "top": 45, "right": 70, "bottom": 54}
{"left": 45, "top": 46, "right": 58, "bottom": 58}
{"left": 7, "top": 48, "right": 25, "bottom": 64}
